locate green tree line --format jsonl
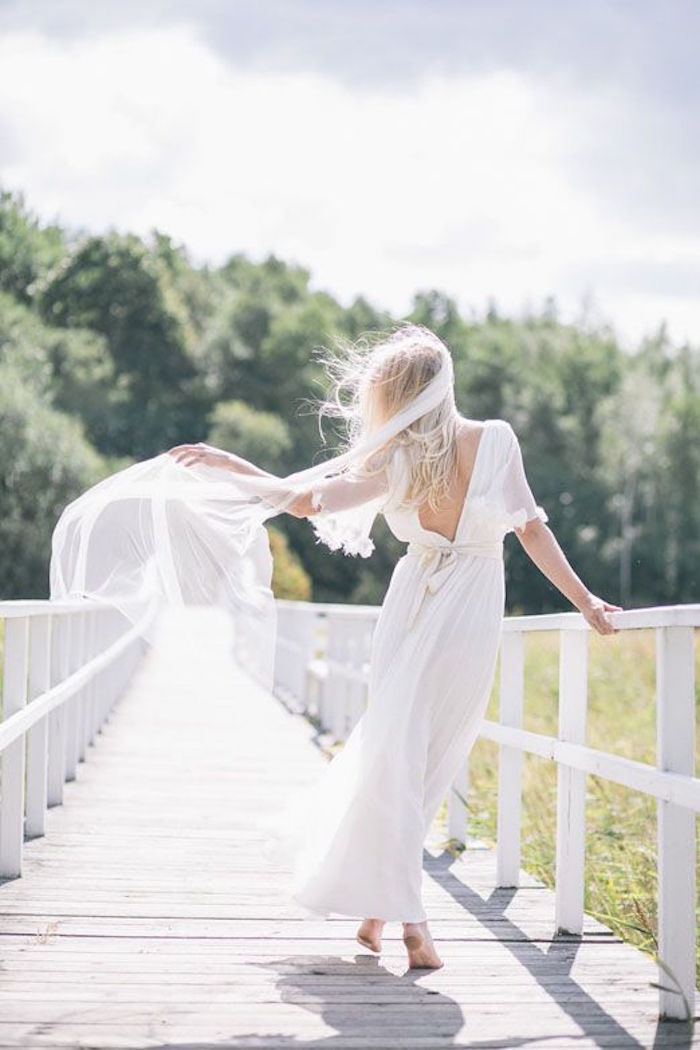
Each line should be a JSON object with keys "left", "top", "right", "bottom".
{"left": 1, "top": 189, "right": 698, "bottom": 609}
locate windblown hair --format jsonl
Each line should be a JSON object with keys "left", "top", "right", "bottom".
{"left": 315, "top": 323, "right": 461, "bottom": 512}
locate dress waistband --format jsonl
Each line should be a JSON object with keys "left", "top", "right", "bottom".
{"left": 406, "top": 539, "right": 503, "bottom": 562}
{"left": 405, "top": 539, "right": 503, "bottom": 629}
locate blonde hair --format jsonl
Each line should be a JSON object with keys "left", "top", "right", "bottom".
{"left": 315, "top": 322, "right": 460, "bottom": 512}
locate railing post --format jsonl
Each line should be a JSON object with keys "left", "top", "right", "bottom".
{"left": 554, "top": 627, "right": 588, "bottom": 935}
{"left": 100, "top": 610, "right": 117, "bottom": 727}
{"left": 76, "top": 611, "right": 88, "bottom": 763}
{"left": 496, "top": 629, "right": 525, "bottom": 886}
{"left": 292, "top": 606, "right": 320, "bottom": 712}
{"left": 64, "top": 610, "right": 85, "bottom": 780}
{"left": 280, "top": 604, "right": 306, "bottom": 705}
{"left": 356, "top": 617, "right": 374, "bottom": 726}
{"left": 304, "top": 610, "right": 326, "bottom": 722}
{"left": 47, "top": 615, "right": 70, "bottom": 806}
{"left": 25, "top": 614, "right": 52, "bottom": 839}
{"left": 339, "top": 636, "right": 357, "bottom": 741}
{"left": 116, "top": 614, "right": 134, "bottom": 706}
{"left": 656, "top": 624, "right": 696, "bottom": 1021}
{"left": 92, "top": 611, "right": 110, "bottom": 738}
{"left": 0, "top": 616, "right": 29, "bottom": 876}
{"left": 83, "top": 611, "right": 97, "bottom": 751}
{"left": 108, "top": 610, "right": 127, "bottom": 719}
{"left": 319, "top": 613, "right": 339, "bottom": 734}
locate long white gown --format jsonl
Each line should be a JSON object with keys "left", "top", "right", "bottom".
{"left": 275, "top": 418, "right": 548, "bottom": 923}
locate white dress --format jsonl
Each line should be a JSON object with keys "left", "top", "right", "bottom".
{"left": 279, "top": 419, "right": 548, "bottom": 923}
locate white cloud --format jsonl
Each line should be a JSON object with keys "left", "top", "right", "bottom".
{"left": 0, "top": 24, "right": 697, "bottom": 347}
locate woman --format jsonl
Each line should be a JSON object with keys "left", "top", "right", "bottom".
{"left": 166, "top": 324, "right": 622, "bottom": 970}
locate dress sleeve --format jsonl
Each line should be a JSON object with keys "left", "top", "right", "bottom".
{"left": 501, "top": 422, "right": 549, "bottom": 535}
{"left": 309, "top": 467, "right": 389, "bottom": 515}
{"left": 303, "top": 463, "right": 391, "bottom": 558}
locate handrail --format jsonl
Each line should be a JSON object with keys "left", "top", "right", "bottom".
{"left": 0, "top": 598, "right": 114, "bottom": 618}
{"left": 500, "top": 604, "right": 700, "bottom": 631}
{"left": 273, "top": 599, "right": 698, "bottom": 1022}
{"left": 0, "top": 598, "right": 153, "bottom": 883}
{"left": 0, "top": 602, "right": 156, "bottom": 752}
{"left": 275, "top": 599, "right": 700, "bottom": 630}
{"left": 480, "top": 722, "right": 700, "bottom": 810}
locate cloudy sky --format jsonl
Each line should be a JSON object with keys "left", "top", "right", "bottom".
{"left": 1, "top": 1, "right": 698, "bottom": 347}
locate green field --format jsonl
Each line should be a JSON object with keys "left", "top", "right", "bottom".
{"left": 436, "top": 628, "right": 700, "bottom": 984}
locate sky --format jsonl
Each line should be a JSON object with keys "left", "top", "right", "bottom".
{"left": 0, "top": 0, "right": 698, "bottom": 348}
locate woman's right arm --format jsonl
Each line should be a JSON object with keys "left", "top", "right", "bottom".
{"left": 283, "top": 469, "right": 391, "bottom": 519}
{"left": 167, "top": 443, "right": 389, "bottom": 519}
{"left": 169, "top": 441, "right": 310, "bottom": 513}
{"left": 168, "top": 442, "right": 274, "bottom": 478}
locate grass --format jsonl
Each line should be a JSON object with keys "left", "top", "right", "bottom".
{"left": 435, "top": 628, "right": 700, "bottom": 984}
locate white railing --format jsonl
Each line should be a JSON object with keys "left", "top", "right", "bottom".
{"left": 0, "top": 598, "right": 152, "bottom": 879}
{"left": 274, "top": 599, "right": 699, "bottom": 1022}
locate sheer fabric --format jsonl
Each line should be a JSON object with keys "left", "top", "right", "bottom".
{"left": 263, "top": 418, "right": 548, "bottom": 921}
{"left": 49, "top": 355, "right": 454, "bottom": 688}
{"left": 308, "top": 469, "right": 391, "bottom": 557}
{"left": 499, "top": 421, "right": 548, "bottom": 534}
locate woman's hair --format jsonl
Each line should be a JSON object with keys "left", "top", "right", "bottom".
{"left": 315, "top": 322, "right": 460, "bottom": 512}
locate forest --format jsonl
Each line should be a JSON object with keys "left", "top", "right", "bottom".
{"left": 1, "top": 188, "right": 698, "bottom": 611}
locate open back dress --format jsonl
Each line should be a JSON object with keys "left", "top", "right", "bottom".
{"left": 278, "top": 418, "right": 548, "bottom": 923}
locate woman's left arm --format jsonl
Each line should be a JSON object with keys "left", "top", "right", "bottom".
{"left": 501, "top": 421, "right": 622, "bottom": 635}
{"left": 515, "top": 518, "right": 622, "bottom": 635}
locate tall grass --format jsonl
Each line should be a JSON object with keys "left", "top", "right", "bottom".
{"left": 436, "top": 628, "right": 700, "bottom": 981}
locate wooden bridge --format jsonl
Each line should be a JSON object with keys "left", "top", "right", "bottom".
{"left": 0, "top": 598, "right": 698, "bottom": 1048}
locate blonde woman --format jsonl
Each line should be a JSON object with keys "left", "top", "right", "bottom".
{"left": 166, "top": 323, "right": 622, "bottom": 969}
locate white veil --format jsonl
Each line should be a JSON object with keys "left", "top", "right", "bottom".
{"left": 49, "top": 349, "right": 454, "bottom": 688}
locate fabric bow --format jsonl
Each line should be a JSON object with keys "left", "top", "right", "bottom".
{"left": 406, "top": 540, "right": 502, "bottom": 630}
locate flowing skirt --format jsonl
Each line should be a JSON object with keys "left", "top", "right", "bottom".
{"left": 268, "top": 550, "right": 506, "bottom": 923}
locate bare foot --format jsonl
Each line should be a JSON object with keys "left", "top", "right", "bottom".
{"left": 356, "top": 917, "right": 385, "bottom": 953}
{"left": 402, "top": 920, "right": 443, "bottom": 969}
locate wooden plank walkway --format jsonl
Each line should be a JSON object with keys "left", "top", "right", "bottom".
{"left": 0, "top": 606, "right": 696, "bottom": 1049}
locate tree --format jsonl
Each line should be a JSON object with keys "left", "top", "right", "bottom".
{"left": 0, "top": 190, "right": 64, "bottom": 303}
{"left": 268, "top": 527, "right": 312, "bottom": 600}
{"left": 39, "top": 233, "right": 210, "bottom": 456}
{"left": 208, "top": 400, "right": 292, "bottom": 474}
{"left": 0, "top": 366, "right": 108, "bottom": 598}
{"left": 0, "top": 185, "right": 694, "bottom": 612}
{"left": 0, "top": 290, "right": 127, "bottom": 455}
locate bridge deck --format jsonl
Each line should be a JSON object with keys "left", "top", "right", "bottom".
{"left": 0, "top": 607, "right": 695, "bottom": 1048}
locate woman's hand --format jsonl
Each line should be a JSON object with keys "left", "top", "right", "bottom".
{"left": 167, "top": 442, "right": 232, "bottom": 470}
{"left": 576, "top": 592, "right": 623, "bottom": 635}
